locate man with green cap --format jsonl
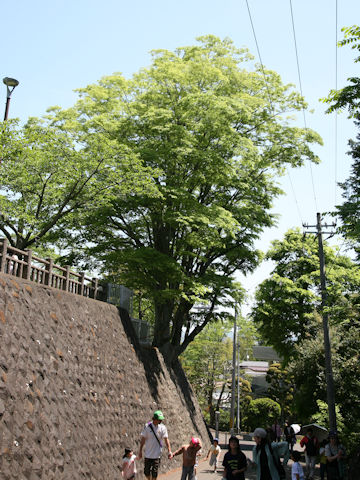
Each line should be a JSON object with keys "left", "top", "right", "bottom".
{"left": 138, "top": 410, "right": 172, "bottom": 480}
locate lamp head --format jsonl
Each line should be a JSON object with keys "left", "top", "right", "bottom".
{"left": 3, "top": 77, "right": 19, "bottom": 87}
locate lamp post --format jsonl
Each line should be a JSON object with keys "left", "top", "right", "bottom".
{"left": 230, "top": 303, "right": 237, "bottom": 435}
{"left": 3, "top": 77, "right": 19, "bottom": 121}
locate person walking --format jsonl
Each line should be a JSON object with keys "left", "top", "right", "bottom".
{"left": 222, "top": 436, "right": 247, "bottom": 480}
{"left": 252, "top": 427, "right": 290, "bottom": 480}
{"left": 138, "top": 410, "right": 172, "bottom": 480}
{"left": 291, "top": 451, "right": 305, "bottom": 480}
{"left": 272, "top": 420, "right": 282, "bottom": 442}
{"left": 170, "top": 437, "right": 202, "bottom": 480}
{"left": 300, "top": 428, "right": 319, "bottom": 480}
{"left": 318, "top": 439, "right": 327, "bottom": 480}
{"left": 325, "top": 431, "right": 346, "bottom": 480}
{"left": 206, "top": 437, "right": 221, "bottom": 472}
{"left": 122, "top": 448, "right": 137, "bottom": 480}
{"left": 284, "top": 422, "right": 296, "bottom": 452}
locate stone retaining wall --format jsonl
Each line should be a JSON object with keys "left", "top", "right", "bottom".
{"left": 0, "top": 273, "right": 210, "bottom": 479}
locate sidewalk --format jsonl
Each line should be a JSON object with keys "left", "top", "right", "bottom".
{"left": 159, "top": 431, "right": 321, "bottom": 480}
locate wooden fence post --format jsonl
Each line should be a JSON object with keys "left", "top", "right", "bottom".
{"left": 46, "top": 258, "right": 53, "bottom": 287}
{"left": 0, "top": 239, "right": 8, "bottom": 273}
{"left": 25, "top": 250, "right": 32, "bottom": 280}
{"left": 80, "top": 272, "right": 85, "bottom": 296}
{"left": 92, "top": 277, "right": 98, "bottom": 300}
{"left": 64, "top": 265, "right": 70, "bottom": 291}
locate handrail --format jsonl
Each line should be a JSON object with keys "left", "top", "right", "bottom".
{"left": 0, "top": 238, "right": 98, "bottom": 299}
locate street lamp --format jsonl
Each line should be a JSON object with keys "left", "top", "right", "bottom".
{"left": 230, "top": 303, "right": 237, "bottom": 435}
{"left": 3, "top": 77, "right": 19, "bottom": 121}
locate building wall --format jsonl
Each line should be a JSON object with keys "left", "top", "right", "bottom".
{"left": 0, "top": 273, "right": 209, "bottom": 479}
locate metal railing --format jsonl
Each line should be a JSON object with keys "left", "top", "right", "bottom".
{"left": 0, "top": 239, "right": 98, "bottom": 299}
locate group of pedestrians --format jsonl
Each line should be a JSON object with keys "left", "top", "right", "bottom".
{"left": 300, "top": 428, "right": 346, "bottom": 480}
{"left": 121, "top": 410, "right": 346, "bottom": 480}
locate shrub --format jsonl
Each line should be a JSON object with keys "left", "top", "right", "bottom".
{"left": 243, "top": 397, "right": 281, "bottom": 431}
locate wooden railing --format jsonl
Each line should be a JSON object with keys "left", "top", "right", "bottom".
{"left": 0, "top": 239, "right": 99, "bottom": 299}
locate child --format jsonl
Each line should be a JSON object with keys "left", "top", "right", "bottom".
{"left": 319, "top": 439, "right": 327, "bottom": 480}
{"left": 194, "top": 444, "right": 202, "bottom": 480}
{"left": 222, "top": 436, "right": 247, "bottom": 480}
{"left": 291, "top": 451, "right": 304, "bottom": 480}
{"left": 206, "top": 438, "right": 221, "bottom": 472}
{"left": 170, "top": 437, "right": 202, "bottom": 480}
{"left": 122, "top": 448, "right": 137, "bottom": 480}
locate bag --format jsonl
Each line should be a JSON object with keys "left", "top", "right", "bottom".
{"left": 269, "top": 444, "right": 286, "bottom": 480}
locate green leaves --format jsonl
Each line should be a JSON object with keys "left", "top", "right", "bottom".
{"left": 0, "top": 113, "right": 156, "bottom": 251}
{"left": 252, "top": 229, "right": 360, "bottom": 361}
{"left": 322, "top": 25, "right": 360, "bottom": 118}
{"left": 1, "top": 35, "right": 323, "bottom": 362}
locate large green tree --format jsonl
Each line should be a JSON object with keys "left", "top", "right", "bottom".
{"left": 47, "top": 36, "right": 321, "bottom": 363}
{"left": 251, "top": 229, "right": 360, "bottom": 430}
{"left": 251, "top": 229, "right": 360, "bottom": 361}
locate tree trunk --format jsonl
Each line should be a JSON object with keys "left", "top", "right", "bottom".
{"left": 153, "top": 300, "right": 172, "bottom": 348}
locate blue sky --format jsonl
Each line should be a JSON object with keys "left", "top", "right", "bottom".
{"left": 3, "top": 0, "right": 360, "bottom": 307}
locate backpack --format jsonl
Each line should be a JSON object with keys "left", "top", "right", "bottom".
{"left": 306, "top": 437, "right": 318, "bottom": 456}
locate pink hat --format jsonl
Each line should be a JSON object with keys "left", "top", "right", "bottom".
{"left": 191, "top": 437, "right": 200, "bottom": 446}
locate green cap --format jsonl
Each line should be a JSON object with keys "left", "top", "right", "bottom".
{"left": 153, "top": 410, "right": 164, "bottom": 420}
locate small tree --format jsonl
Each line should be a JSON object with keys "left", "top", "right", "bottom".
{"left": 243, "top": 397, "right": 281, "bottom": 432}
{"left": 266, "top": 362, "right": 295, "bottom": 422}
{"left": 310, "top": 400, "right": 344, "bottom": 433}
{"left": 180, "top": 319, "right": 233, "bottom": 423}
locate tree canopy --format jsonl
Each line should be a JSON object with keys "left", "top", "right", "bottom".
{"left": 2, "top": 35, "right": 322, "bottom": 363}
{"left": 0, "top": 118, "right": 154, "bottom": 251}
{"left": 251, "top": 229, "right": 360, "bottom": 361}
{"left": 323, "top": 25, "right": 360, "bottom": 258}
{"left": 251, "top": 229, "right": 360, "bottom": 431}
{"left": 58, "top": 35, "right": 321, "bottom": 362}
{"left": 324, "top": 26, "right": 360, "bottom": 118}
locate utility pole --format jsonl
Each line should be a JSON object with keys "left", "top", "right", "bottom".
{"left": 230, "top": 303, "right": 237, "bottom": 435}
{"left": 303, "top": 213, "right": 337, "bottom": 432}
{"left": 236, "top": 341, "right": 240, "bottom": 433}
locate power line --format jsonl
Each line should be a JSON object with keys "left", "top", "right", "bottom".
{"left": 244, "top": 0, "right": 274, "bottom": 112}
{"left": 245, "top": 0, "right": 303, "bottom": 226}
{"left": 334, "top": 0, "right": 338, "bottom": 208}
{"left": 289, "top": 0, "right": 318, "bottom": 214}
{"left": 287, "top": 170, "right": 303, "bottom": 225}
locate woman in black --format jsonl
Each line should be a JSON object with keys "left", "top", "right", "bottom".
{"left": 222, "top": 436, "right": 247, "bottom": 480}
{"left": 284, "top": 422, "right": 296, "bottom": 452}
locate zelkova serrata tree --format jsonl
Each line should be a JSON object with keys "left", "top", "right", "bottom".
{"left": 48, "top": 36, "right": 321, "bottom": 363}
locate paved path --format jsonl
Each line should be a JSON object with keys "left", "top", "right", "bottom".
{"left": 159, "top": 431, "right": 322, "bottom": 480}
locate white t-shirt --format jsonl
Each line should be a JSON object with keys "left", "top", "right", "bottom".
{"left": 291, "top": 461, "right": 304, "bottom": 480}
{"left": 209, "top": 445, "right": 221, "bottom": 456}
{"left": 141, "top": 422, "right": 168, "bottom": 459}
{"left": 122, "top": 454, "right": 137, "bottom": 479}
